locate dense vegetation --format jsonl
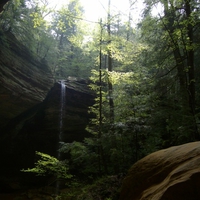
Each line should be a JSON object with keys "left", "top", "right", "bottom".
{"left": 1, "top": 0, "right": 200, "bottom": 199}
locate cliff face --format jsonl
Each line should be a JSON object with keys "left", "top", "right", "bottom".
{"left": 0, "top": 31, "right": 53, "bottom": 127}
{"left": 5, "top": 79, "right": 95, "bottom": 161}
{"left": 0, "top": 80, "right": 94, "bottom": 187}
{"left": 0, "top": 31, "right": 95, "bottom": 190}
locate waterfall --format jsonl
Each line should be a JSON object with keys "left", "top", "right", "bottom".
{"left": 58, "top": 80, "right": 66, "bottom": 159}
{"left": 55, "top": 80, "right": 66, "bottom": 196}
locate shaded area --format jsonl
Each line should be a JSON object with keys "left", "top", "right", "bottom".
{"left": 0, "top": 31, "right": 53, "bottom": 127}
{"left": 0, "top": 79, "right": 94, "bottom": 192}
{"left": 0, "top": 0, "right": 9, "bottom": 12}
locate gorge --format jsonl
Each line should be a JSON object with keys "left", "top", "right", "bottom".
{"left": 1, "top": 0, "right": 200, "bottom": 199}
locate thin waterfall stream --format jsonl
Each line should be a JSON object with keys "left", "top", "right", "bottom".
{"left": 58, "top": 80, "right": 66, "bottom": 159}
{"left": 56, "top": 80, "right": 66, "bottom": 196}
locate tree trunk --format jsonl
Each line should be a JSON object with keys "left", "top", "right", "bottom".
{"left": 99, "top": 19, "right": 108, "bottom": 174}
{"left": 185, "top": 0, "right": 199, "bottom": 139}
{"left": 162, "top": 0, "right": 199, "bottom": 139}
{"left": 107, "top": 0, "right": 114, "bottom": 123}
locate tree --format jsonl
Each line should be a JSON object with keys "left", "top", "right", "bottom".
{"left": 140, "top": 0, "right": 200, "bottom": 145}
{"left": 50, "top": 0, "right": 93, "bottom": 79}
{"left": 0, "top": 0, "right": 56, "bottom": 67}
{"left": 22, "top": 151, "right": 73, "bottom": 180}
{"left": 107, "top": 0, "right": 114, "bottom": 122}
{"left": 59, "top": 8, "right": 153, "bottom": 175}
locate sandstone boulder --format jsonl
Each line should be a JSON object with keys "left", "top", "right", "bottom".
{"left": 120, "top": 142, "right": 200, "bottom": 200}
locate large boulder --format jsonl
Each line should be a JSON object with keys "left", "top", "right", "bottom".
{"left": 120, "top": 142, "right": 200, "bottom": 200}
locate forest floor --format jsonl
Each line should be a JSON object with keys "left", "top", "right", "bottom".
{"left": 0, "top": 175, "right": 125, "bottom": 200}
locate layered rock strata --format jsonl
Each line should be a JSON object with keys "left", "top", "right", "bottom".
{"left": 0, "top": 79, "right": 94, "bottom": 187}
{"left": 0, "top": 31, "right": 53, "bottom": 127}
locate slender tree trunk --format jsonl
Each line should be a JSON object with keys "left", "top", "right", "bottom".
{"left": 185, "top": 0, "right": 199, "bottom": 139}
{"left": 107, "top": 0, "right": 120, "bottom": 173}
{"left": 185, "top": 0, "right": 194, "bottom": 108}
{"left": 107, "top": 0, "right": 114, "bottom": 123}
{"left": 98, "top": 22, "right": 102, "bottom": 174}
{"left": 59, "top": 33, "right": 63, "bottom": 47}
{"left": 98, "top": 19, "right": 108, "bottom": 174}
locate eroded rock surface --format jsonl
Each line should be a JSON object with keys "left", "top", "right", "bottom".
{"left": 0, "top": 79, "right": 94, "bottom": 189}
{"left": 0, "top": 30, "right": 94, "bottom": 190}
{"left": 120, "top": 142, "right": 200, "bottom": 200}
{"left": 0, "top": 31, "right": 53, "bottom": 127}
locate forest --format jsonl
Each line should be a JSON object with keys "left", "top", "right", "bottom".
{"left": 1, "top": 0, "right": 200, "bottom": 199}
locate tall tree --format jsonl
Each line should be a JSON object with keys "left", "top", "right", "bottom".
{"left": 107, "top": 0, "right": 114, "bottom": 123}
{"left": 50, "top": 0, "right": 90, "bottom": 78}
{"left": 141, "top": 0, "right": 200, "bottom": 145}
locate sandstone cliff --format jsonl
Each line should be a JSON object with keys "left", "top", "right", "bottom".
{"left": 0, "top": 31, "right": 53, "bottom": 127}
{"left": 0, "top": 79, "right": 94, "bottom": 191}
{"left": 0, "top": 30, "right": 94, "bottom": 191}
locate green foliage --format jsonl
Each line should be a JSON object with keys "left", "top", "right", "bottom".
{"left": 75, "top": 176, "right": 122, "bottom": 200}
{"left": 56, "top": 175, "right": 123, "bottom": 200}
{"left": 59, "top": 141, "right": 99, "bottom": 176}
{"left": 0, "top": 0, "right": 94, "bottom": 78}
{"left": 2, "top": 0, "right": 200, "bottom": 190}
{"left": 21, "top": 151, "right": 73, "bottom": 179}
{"left": 141, "top": 0, "right": 200, "bottom": 145}
{"left": 49, "top": 0, "right": 94, "bottom": 79}
{"left": 77, "top": 63, "right": 153, "bottom": 175}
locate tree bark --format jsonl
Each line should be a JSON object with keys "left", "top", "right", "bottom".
{"left": 184, "top": 0, "right": 199, "bottom": 139}
{"left": 162, "top": 0, "right": 199, "bottom": 139}
{"left": 107, "top": 0, "right": 114, "bottom": 123}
